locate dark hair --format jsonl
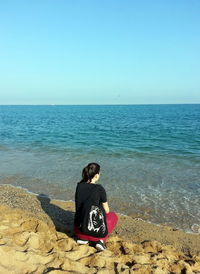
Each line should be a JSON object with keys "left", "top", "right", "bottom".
{"left": 81, "top": 163, "right": 100, "bottom": 183}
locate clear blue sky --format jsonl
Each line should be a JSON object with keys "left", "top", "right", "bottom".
{"left": 0, "top": 0, "right": 200, "bottom": 104}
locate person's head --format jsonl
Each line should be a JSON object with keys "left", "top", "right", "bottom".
{"left": 81, "top": 162, "right": 100, "bottom": 183}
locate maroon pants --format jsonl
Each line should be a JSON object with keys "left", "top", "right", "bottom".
{"left": 74, "top": 212, "right": 118, "bottom": 242}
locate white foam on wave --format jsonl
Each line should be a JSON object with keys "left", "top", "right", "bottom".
{"left": 191, "top": 224, "right": 200, "bottom": 234}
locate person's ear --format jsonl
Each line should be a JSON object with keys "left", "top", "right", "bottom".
{"left": 94, "top": 173, "right": 99, "bottom": 180}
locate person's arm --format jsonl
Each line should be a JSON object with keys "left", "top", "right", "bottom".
{"left": 102, "top": 202, "right": 110, "bottom": 214}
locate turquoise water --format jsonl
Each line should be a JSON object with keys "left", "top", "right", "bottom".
{"left": 0, "top": 105, "right": 200, "bottom": 232}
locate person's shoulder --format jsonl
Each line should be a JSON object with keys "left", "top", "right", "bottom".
{"left": 96, "top": 184, "right": 106, "bottom": 191}
{"left": 76, "top": 181, "right": 86, "bottom": 189}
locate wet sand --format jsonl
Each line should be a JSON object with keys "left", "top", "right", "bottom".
{"left": 0, "top": 184, "right": 200, "bottom": 273}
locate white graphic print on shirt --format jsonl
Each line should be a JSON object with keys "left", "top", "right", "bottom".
{"left": 88, "top": 206, "right": 106, "bottom": 233}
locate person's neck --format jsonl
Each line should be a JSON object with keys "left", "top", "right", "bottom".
{"left": 87, "top": 180, "right": 96, "bottom": 184}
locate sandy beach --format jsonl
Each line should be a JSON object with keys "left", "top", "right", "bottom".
{"left": 0, "top": 184, "right": 200, "bottom": 274}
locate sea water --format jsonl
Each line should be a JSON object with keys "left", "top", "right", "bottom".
{"left": 0, "top": 105, "right": 200, "bottom": 232}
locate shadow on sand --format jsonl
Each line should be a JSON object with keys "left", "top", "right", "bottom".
{"left": 37, "top": 194, "right": 75, "bottom": 238}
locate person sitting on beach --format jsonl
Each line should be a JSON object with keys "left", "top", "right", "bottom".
{"left": 74, "top": 162, "right": 118, "bottom": 251}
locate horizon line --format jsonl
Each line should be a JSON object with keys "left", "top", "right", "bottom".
{"left": 0, "top": 103, "right": 200, "bottom": 106}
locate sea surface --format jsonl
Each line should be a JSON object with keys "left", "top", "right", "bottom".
{"left": 0, "top": 105, "right": 200, "bottom": 232}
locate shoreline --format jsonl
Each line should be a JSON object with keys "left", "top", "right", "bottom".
{"left": 0, "top": 184, "right": 200, "bottom": 273}
{"left": 1, "top": 183, "right": 199, "bottom": 236}
{"left": 0, "top": 184, "right": 200, "bottom": 255}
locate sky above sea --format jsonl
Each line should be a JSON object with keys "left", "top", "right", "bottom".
{"left": 0, "top": 0, "right": 200, "bottom": 105}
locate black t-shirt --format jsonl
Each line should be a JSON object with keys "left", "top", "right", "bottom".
{"left": 74, "top": 182, "right": 107, "bottom": 226}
